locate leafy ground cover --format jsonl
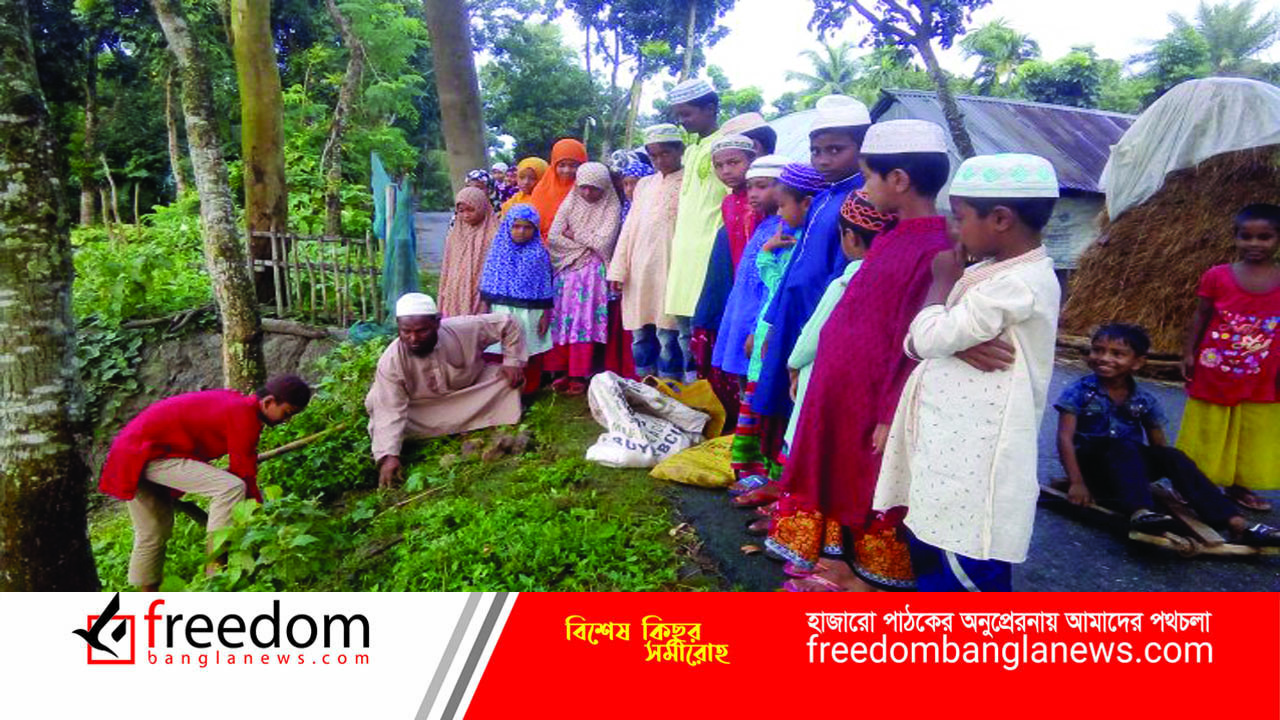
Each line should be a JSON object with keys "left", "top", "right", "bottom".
{"left": 89, "top": 337, "right": 717, "bottom": 592}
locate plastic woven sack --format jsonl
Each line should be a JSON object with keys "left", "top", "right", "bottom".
{"left": 585, "top": 372, "right": 708, "bottom": 468}
{"left": 644, "top": 377, "right": 727, "bottom": 438}
{"left": 649, "top": 435, "right": 734, "bottom": 488}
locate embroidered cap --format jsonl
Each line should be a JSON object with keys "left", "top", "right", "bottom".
{"left": 860, "top": 119, "right": 949, "bottom": 155}
{"left": 745, "top": 153, "right": 789, "bottom": 180}
{"left": 396, "top": 292, "right": 438, "bottom": 317}
{"left": 950, "top": 153, "right": 1060, "bottom": 198}
{"left": 721, "top": 112, "right": 769, "bottom": 135}
{"left": 667, "top": 77, "right": 716, "bottom": 105}
{"left": 840, "top": 189, "right": 898, "bottom": 234}
{"left": 643, "top": 123, "right": 685, "bottom": 145}
{"left": 809, "top": 95, "right": 872, "bottom": 133}
{"left": 778, "top": 163, "right": 830, "bottom": 195}
{"left": 711, "top": 134, "right": 757, "bottom": 158}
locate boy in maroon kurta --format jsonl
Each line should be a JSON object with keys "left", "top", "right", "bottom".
{"left": 99, "top": 376, "right": 312, "bottom": 590}
{"left": 777, "top": 120, "right": 953, "bottom": 592}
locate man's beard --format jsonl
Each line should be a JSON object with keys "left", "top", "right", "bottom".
{"left": 407, "top": 338, "right": 437, "bottom": 357}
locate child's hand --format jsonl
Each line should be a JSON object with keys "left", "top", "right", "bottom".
{"left": 871, "top": 423, "right": 890, "bottom": 455}
{"left": 538, "top": 310, "right": 552, "bottom": 336}
{"left": 789, "top": 368, "right": 799, "bottom": 400}
{"left": 609, "top": 281, "right": 623, "bottom": 294}
{"left": 1067, "top": 482, "right": 1093, "bottom": 507}
{"left": 563, "top": 226, "right": 576, "bottom": 240}
{"left": 1181, "top": 354, "right": 1195, "bottom": 381}
{"left": 743, "top": 334, "right": 754, "bottom": 358}
{"left": 762, "top": 232, "right": 797, "bottom": 253}
{"left": 931, "top": 245, "right": 966, "bottom": 287}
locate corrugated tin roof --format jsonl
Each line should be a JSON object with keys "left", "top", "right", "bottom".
{"left": 869, "top": 90, "right": 1136, "bottom": 193}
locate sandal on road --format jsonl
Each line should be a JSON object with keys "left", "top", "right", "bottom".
{"left": 731, "top": 483, "right": 780, "bottom": 508}
{"left": 1130, "top": 510, "right": 1177, "bottom": 535}
{"left": 783, "top": 575, "right": 846, "bottom": 592}
{"left": 745, "top": 517, "right": 771, "bottom": 536}
{"left": 1237, "top": 523, "right": 1280, "bottom": 547}
{"left": 728, "top": 475, "right": 770, "bottom": 497}
{"left": 1226, "top": 486, "right": 1273, "bottom": 513}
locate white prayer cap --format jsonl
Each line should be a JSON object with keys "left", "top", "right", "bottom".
{"left": 491, "top": 162, "right": 509, "bottom": 173}
{"left": 721, "top": 112, "right": 768, "bottom": 135}
{"left": 950, "top": 153, "right": 1060, "bottom": 198}
{"left": 860, "top": 119, "right": 949, "bottom": 155}
{"left": 644, "top": 123, "right": 685, "bottom": 145}
{"left": 667, "top": 77, "right": 716, "bottom": 105}
{"left": 395, "top": 292, "right": 438, "bottom": 318}
{"left": 745, "top": 153, "right": 788, "bottom": 180}
{"left": 809, "top": 95, "right": 871, "bottom": 134}
{"left": 711, "top": 134, "right": 757, "bottom": 158}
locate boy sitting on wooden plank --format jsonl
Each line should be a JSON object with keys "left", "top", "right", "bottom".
{"left": 1054, "top": 323, "right": 1280, "bottom": 546}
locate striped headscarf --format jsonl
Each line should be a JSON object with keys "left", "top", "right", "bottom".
{"left": 479, "top": 204, "right": 555, "bottom": 308}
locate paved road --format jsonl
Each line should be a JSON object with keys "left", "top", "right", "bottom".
{"left": 414, "top": 211, "right": 450, "bottom": 271}
{"left": 668, "top": 362, "right": 1280, "bottom": 591}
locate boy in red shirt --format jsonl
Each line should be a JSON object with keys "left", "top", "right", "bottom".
{"left": 99, "top": 375, "right": 312, "bottom": 589}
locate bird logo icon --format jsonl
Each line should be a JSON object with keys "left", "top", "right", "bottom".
{"left": 74, "top": 593, "right": 134, "bottom": 663}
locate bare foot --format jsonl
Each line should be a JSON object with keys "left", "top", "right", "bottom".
{"left": 814, "top": 560, "right": 878, "bottom": 592}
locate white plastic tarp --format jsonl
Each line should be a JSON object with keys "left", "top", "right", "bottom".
{"left": 1100, "top": 78, "right": 1280, "bottom": 220}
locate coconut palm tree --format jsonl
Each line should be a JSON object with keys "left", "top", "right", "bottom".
{"left": 1170, "top": 0, "right": 1279, "bottom": 75}
{"left": 786, "top": 40, "right": 861, "bottom": 106}
{"left": 960, "top": 18, "right": 1041, "bottom": 94}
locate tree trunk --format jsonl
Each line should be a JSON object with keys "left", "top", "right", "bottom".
{"left": 0, "top": 0, "right": 99, "bottom": 591}
{"left": 916, "top": 38, "right": 975, "bottom": 159}
{"left": 322, "top": 0, "right": 365, "bottom": 238}
{"left": 583, "top": 22, "right": 591, "bottom": 77}
{"left": 230, "top": 0, "right": 288, "bottom": 303}
{"left": 680, "top": 0, "right": 697, "bottom": 81}
{"left": 622, "top": 57, "right": 645, "bottom": 150}
{"left": 165, "top": 68, "right": 191, "bottom": 196}
{"left": 79, "top": 66, "right": 97, "bottom": 226}
{"left": 152, "top": 0, "right": 266, "bottom": 392}
{"left": 423, "top": 0, "right": 488, "bottom": 194}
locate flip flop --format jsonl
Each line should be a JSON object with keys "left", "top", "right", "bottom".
{"left": 1239, "top": 523, "right": 1280, "bottom": 547}
{"left": 745, "top": 517, "right": 771, "bottom": 535}
{"left": 783, "top": 575, "right": 846, "bottom": 592}
{"left": 783, "top": 561, "right": 815, "bottom": 578}
{"left": 728, "top": 475, "right": 770, "bottom": 497}
{"left": 731, "top": 484, "right": 780, "bottom": 508}
{"left": 1226, "top": 487, "right": 1273, "bottom": 512}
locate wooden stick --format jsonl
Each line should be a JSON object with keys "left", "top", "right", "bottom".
{"left": 308, "top": 258, "right": 318, "bottom": 325}
{"left": 1151, "top": 485, "right": 1225, "bottom": 546}
{"left": 258, "top": 422, "right": 350, "bottom": 462}
{"left": 365, "top": 230, "right": 381, "bottom": 322}
{"left": 270, "top": 225, "right": 284, "bottom": 319}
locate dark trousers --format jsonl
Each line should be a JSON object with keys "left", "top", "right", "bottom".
{"left": 1075, "top": 437, "right": 1239, "bottom": 527}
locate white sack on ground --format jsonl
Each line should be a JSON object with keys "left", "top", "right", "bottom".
{"left": 584, "top": 372, "right": 708, "bottom": 468}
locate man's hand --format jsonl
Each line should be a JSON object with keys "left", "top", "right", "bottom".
{"left": 538, "top": 309, "right": 552, "bottom": 337}
{"left": 789, "top": 368, "right": 800, "bottom": 401}
{"left": 956, "top": 338, "right": 1015, "bottom": 372}
{"left": 378, "top": 456, "right": 402, "bottom": 490}
{"left": 871, "top": 423, "right": 890, "bottom": 455}
{"left": 1067, "top": 481, "right": 1093, "bottom": 507}
{"left": 500, "top": 365, "right": 524, "bottom": 388}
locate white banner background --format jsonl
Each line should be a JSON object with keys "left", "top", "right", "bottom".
{"left": 0, "top": 592, "right": 513, "bottom": 719}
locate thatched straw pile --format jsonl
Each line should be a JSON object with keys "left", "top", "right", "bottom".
{"left": 1060, "top": 146, "right": 1280, "bottom": 355}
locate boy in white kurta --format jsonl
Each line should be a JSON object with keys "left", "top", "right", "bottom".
{"left": 873, "top": 154, "right": 1063, "bottom": 592}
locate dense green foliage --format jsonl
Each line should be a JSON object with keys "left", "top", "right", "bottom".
{"left": 89, "top": 338, "right": 703, "bottom": 592}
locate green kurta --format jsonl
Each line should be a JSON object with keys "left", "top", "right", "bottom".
{"left": 663, "top": 129, "right": 728, "bottom": 317}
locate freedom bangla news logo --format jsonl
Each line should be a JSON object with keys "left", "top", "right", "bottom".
{"left": 74, "top": 593, "right": 372, "bottom": 667}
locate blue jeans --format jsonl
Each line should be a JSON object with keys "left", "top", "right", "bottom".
{"left": 632, "top": 325, "right": 683, "bottom": 379}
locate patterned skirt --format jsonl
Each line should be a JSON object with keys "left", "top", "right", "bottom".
{"left": 731, "top": 381, "right": 784, "bottom": 480}
{"left": 551, "top": 259, "right": 610, "bottom": 348}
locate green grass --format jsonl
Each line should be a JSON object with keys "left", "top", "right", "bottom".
{"left": 88, "top": 342, "right": 717, "bottom": 592}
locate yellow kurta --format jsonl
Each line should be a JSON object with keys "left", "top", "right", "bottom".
{"left": 365, "top": 314, "right": 528, "bottom": 462}
{"left": 663, "top": 130, "right": 727, "bottom": 317}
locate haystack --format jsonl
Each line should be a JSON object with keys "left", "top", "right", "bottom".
{"left": 1060, "top": 146, "right": 1280, "bottom": 354}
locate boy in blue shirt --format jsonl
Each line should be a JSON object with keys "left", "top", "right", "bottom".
{"left": 1055, "top": 324, "right": 1279, "bottom": 546}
